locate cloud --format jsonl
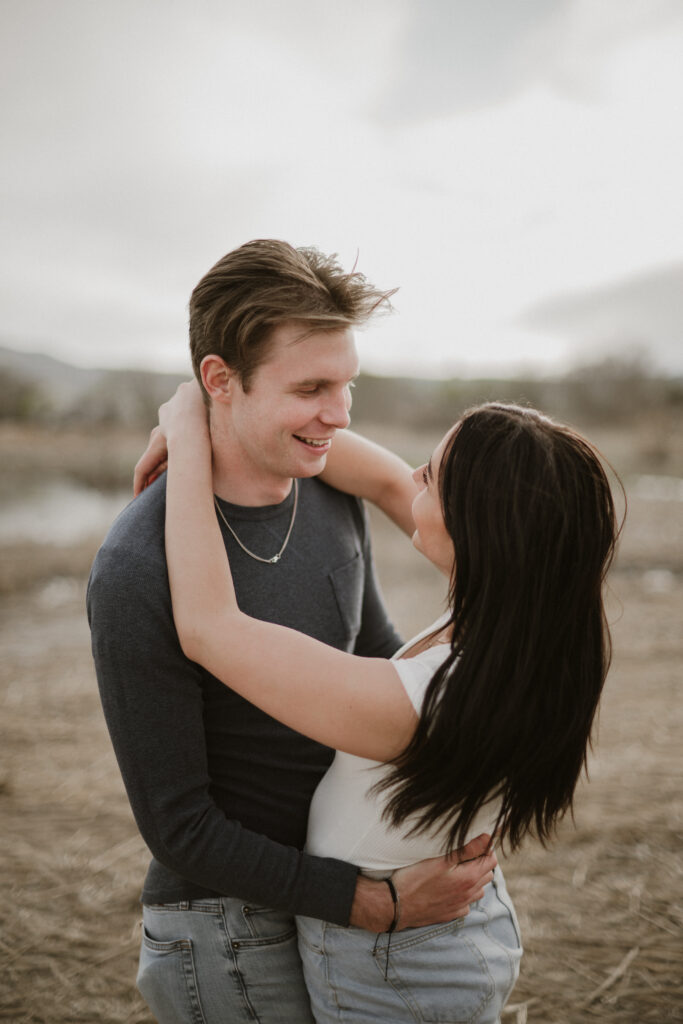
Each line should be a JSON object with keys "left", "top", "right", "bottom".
{"left": 374, "top": 0, "right": 569, "bottom": 122}
{"left": 373, "top": 0, "right": 683, "bottom": 122}
{"left": 518, "top": 262, "right": 683, "bottom": 373}
{"left": 1, "top": 1, "right": 682, "bottom": 376}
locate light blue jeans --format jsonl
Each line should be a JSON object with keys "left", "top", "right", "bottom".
{"left": 137, "top": 897, "right": 315, "bottom": 1024}
{"left": 297, "top": 868, "right": 523, "bottom": 1024}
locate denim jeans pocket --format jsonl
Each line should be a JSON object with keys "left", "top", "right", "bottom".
{"left": 141, "top": 928, "right": 193, "bottom": 954}
{"left": 490, "top": 876, "right": 523, "bottom": 952}
{"left": 377, "top": 917, "right": 465, "bottom": 955}
{"left": 140, "top": 902, "right": 313, "bottom": 1024}
{"left": 237, "top": 905, "right": 298, "bottom": 947}
{"left": 375, "top": 921, "right": 495, "bottom": 1024}
{"left": 295, "top": 915, "right": 325, "bottom": 955}
{"left": 137, "top": 925, "right": 207, "bottom": 1024}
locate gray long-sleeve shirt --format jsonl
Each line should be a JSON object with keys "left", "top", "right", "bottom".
{"left": 87, "top": 474, "right": 402, "bottom": 925}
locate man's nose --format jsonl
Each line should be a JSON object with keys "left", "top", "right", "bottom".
{"left": 320, "top": 389, "right": 351, "bottom": 429}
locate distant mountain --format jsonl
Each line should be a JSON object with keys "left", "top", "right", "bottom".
{"left": 0, "top": 345, "right": 184, "bottom": 424}
{"left": 519, "top": 262, "right": 683, "bottom": 374}
{"left": 0, "top": 344, "right": 104, "bottom": 411}
{"left": 0, "top": 342, "right": 680, "bottom": 428}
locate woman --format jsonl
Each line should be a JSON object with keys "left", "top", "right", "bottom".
{"left": 142, "top": 382, "right": 619, "bottom": 1023}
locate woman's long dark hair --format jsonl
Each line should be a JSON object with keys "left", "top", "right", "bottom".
{"left": 378, "top": 403, "right": 621, "bottom": 852}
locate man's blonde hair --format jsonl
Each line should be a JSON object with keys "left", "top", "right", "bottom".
{"left": 189, "top": 239, "right": 396, "bottom": 393}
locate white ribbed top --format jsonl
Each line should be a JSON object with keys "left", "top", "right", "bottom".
{"left": 305, "top": 618, "right": 499, "bottom": 878}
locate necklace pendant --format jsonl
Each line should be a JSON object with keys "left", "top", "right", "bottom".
{"left": 213, "top": 479, "right": 297, "bottom": 565}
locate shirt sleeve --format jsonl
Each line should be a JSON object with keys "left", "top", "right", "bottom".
{"left": 87, "top": 540, "right": 359, "bottom": 925}
{"left": 391, "top": 647, "right": 449, "bottom": 713}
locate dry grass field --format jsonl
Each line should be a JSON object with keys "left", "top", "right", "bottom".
{"left": 1, "top": 417, "right": 681, "bottom": 1023}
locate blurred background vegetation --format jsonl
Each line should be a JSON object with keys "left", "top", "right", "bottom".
{"left": 2, "top": 342, "right": 682, "bottom": 479}
{"left": 2, "top": 340, "right": 681, "bottom": 596}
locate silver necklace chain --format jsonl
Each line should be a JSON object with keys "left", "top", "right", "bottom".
{"left": 213, "top": 480, "right": 299, "bottom": 565}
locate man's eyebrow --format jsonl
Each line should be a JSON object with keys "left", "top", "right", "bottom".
{"left": 292, "top": 373, "right": 360, "bottom": 387}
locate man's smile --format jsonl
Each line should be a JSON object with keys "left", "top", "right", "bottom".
{"left": 293, "top": 434, "right": 333, "bottom": 451}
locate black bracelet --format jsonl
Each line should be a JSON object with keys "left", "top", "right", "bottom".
{"left": 384, "top": 876, "right": 401, "bottom": 933}
{"left": 371, "top": 876, "right": 402, "bottom": 981}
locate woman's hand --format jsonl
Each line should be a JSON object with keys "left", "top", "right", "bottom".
{"left": 158, "top": 378, "right": 208, "bottom": 440}
{"left": 133, "top": 380, "right": 208, "bottom": 496}
{"left": 133, "top": 427, "right": 168, "bottom": 495}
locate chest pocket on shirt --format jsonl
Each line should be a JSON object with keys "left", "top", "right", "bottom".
{"left": 328, "top": 552, "right": 364, "bottom": 647}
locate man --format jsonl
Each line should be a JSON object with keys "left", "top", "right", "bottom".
{"left": 88, "top": 240, "right": 496, "bottom": 1024}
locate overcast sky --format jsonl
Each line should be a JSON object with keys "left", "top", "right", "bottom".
{"left": 1, "top": 0, "right": 682, "bottom": 379}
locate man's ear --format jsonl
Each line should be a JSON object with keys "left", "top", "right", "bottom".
{"left": 200, "top": 355, "right": 238, "bottom": 405}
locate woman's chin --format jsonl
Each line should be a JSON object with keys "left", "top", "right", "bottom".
{"left": 413, "top": 532, "right": 452, "bottom": 577}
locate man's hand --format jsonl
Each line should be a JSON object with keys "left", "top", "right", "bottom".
{"left": 349, "top": 833, "right": 496, "bottom": 933}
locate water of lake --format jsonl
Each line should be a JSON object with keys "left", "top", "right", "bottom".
{"left": 0, "top": 481, "right": 131, "bottom": 546}
{"left": 0, "top": 474, "right": 681, "bottom": 547}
